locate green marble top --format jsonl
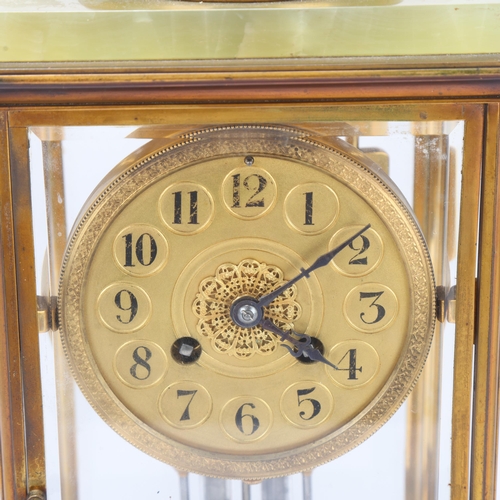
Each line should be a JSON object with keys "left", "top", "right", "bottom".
{"left": 1, "top": 1, "right": 499, "bottom": 63}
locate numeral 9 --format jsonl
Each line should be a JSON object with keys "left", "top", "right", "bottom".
{"left": 115, "top": 289, "right": 138, "bottom": 324}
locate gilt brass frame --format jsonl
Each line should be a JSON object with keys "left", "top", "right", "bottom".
{"left": 0, "top": 66, "right": 498, "bottom": 499}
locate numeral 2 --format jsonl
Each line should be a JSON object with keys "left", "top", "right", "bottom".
{"left": 348, "top": 235, "right": 370, "bottom": 265}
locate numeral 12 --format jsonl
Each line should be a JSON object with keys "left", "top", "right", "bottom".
{"left": 231, "top": 174, "right": 267, "bottom": 208}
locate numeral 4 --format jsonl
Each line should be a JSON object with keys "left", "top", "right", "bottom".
{"left": 336, "top": 349, "right": 362, "bottom": 380}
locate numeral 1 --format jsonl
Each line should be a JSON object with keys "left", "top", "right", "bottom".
{"left": 232, "top": 174, "right": 241, "bottom": 208}
{"left": 172, "top": 190, "right": 199, "bottom": 225}
{"left": 304, "top": 192, "right": 314, "bottom": 225}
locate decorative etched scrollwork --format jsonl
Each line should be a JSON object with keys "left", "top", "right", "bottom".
{"left": 193, "top": 259, "right": 301, "bottom": 358}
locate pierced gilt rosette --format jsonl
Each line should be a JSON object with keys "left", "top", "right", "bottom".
{"left": 193, "top": 259, "right": 301, "bottom": 358}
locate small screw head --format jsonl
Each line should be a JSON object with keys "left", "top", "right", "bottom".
{"left": 237, "top": 304, "right": 259, "bottom": 325}
{"left": 230, "top": 297, "right": 263, "bottom": 328}
{"left": 244, "top": 156, "right": 254, "bottom": 166}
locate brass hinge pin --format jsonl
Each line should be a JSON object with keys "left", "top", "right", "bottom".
{"left": 37, "top": 296, "right": 58, "bottom": 333}
{"left": 436, "top": 285, "right": 457, "bottom": 324}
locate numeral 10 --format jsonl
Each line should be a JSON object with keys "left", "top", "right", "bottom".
{"left": 122, "top": 233, "right": 158, "bottom": 267}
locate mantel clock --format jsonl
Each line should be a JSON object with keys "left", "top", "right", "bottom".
{"left": 0, "top": 4, "right": 499, "bottom": 500}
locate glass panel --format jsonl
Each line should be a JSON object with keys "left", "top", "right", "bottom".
{"left": 29, "top": 115, "right": 461, "bottom": 499}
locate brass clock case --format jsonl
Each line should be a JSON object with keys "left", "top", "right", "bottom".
{"left": 58, "top": 125, "right": 435, "bottom": 479}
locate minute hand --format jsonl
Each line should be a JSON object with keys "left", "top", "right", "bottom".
{"left": 256, "top": 224, "right": 371, "bottom": 308}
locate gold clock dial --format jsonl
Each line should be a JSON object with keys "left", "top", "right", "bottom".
{"left": 58, "top": 125, "right": 435, "bottom": 479}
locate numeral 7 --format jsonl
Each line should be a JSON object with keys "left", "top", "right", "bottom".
{"left": 177, "top": 389, "right": 198, "bottom": 421}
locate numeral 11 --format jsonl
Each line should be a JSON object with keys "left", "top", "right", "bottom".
{"left": 173, "top": 191, "right": 199, "bottom": 225}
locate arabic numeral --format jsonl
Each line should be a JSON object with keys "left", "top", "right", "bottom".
{"left": 232, "top": 173, "right": 241, "bottom": 208}
{"left": 173, "top": 190, "right": 199, "bottom": 225}
{"left": 297, "top": 387, "right": 321, "bottom": 420}
{"left": 336, "top": 348, "right": 362, "bottom": 380}
{"left": 348, "top": 235, "right": 370, "bottom": 265}
{"left": 303, "top": 192, "right": 314, "bottom": 225}
{"left": 235, "top": 403, "right": 260, "bottom": 435}
{"left": 359, "top": 291, "right": 386, "bottom": 324}
{"left": 122, "top": 232, "right": 158, "bottom": 267}
{"left": 177, "top": 390, "right": 198, "bottom": 421}
{"left": 129, "top": 346, "right": 152, "bottom": 380}
{"left": 114, "top": 289, "right": 138, "bottom": 324}
{"left": 231, "top": 174, "right": 267, "bottom": 208}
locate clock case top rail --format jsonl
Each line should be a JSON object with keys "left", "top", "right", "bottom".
{"left": 1, "top": 62, "right": 500, "bottom": 105}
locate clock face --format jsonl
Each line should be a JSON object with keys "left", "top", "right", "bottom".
{"left": 58, "top": 125, "right": 435, "bottom": 479}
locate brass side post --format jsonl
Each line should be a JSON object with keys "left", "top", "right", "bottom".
{"left": 9, "top": 125, "right": 47, "bottom": 494}
{"left": 470, "top": 103, "right": 500, "bottom": 499}
{"left": 406, "top": 131, "right": 449, "bottom": 500}
{"left": 41, "top": 139, "right": 79, "bottom": 500}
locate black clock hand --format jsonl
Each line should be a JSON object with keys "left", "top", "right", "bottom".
{"left": 256, "top": 224, "right": 371, "bottom": 309}
{"left": 260, "top": 318, "right": 338, "bottom": 370}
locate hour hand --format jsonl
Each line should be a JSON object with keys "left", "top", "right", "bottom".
{"left": 260, "top": 318, "right": 338, "bottom": 370}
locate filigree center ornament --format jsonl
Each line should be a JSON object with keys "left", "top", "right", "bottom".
{"left": 193, "top": 259, "right": 301, "bottom": 358}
